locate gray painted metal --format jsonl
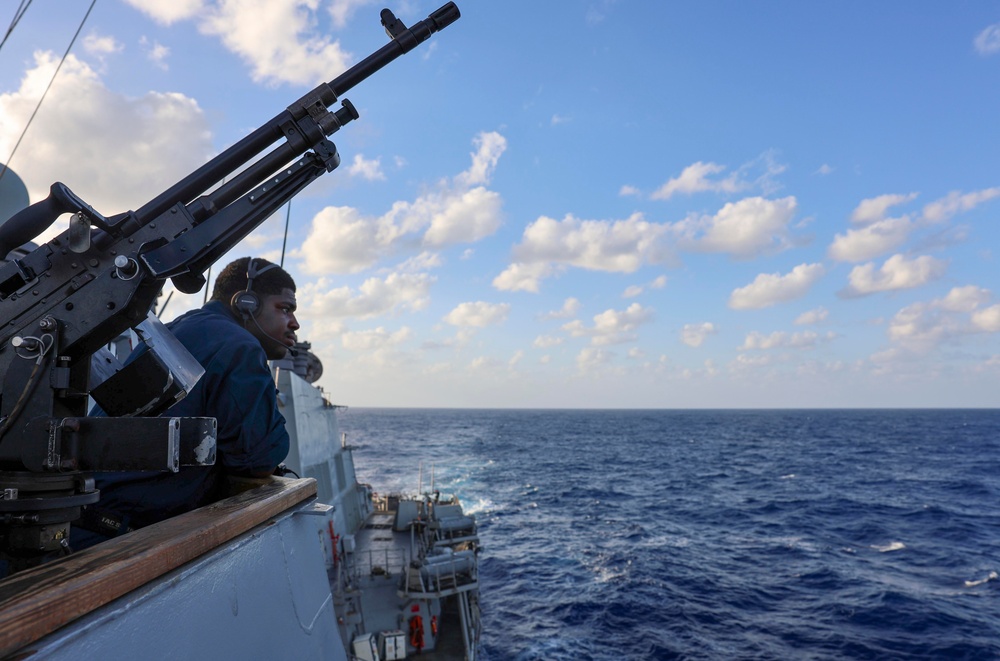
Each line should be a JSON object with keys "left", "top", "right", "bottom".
{"left": 22, "top": 501, "right": 348, "bottom": 660}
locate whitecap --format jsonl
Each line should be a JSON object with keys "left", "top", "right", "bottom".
{"left": 964, "top": 570, "right": 998, "bottom": 587}
{"left": 872, "top": 541, "right": 906, "bottom": 553}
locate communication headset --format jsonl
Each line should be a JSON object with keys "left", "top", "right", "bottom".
{"left": 231, "top": 258, "right": 278, "bottom": 320}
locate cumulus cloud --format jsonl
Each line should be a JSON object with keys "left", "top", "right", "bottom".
{"left": 83, "top": 34, "right": 123, "bottom": 58}
{"left": 652, "top": 161, "right": 745, "bottom": 200}
{"left": 493, "top": 262, "right": 558, "bottom": 294}
{"left": 201, "top": 1, "right": 353, "bottom": 86}
{"left": 533, "top": 335, "right": 563, "bottom": 349}
{"left": 348, "top": 154, "right": 385, "bottom": 181}
{"left": 297, "top": 271, "right": 435, "bottom": 320}
{"left": 921, "top": 188, "right": 1000, "bottom": 223}
{"left": 122, "top": 0, "right": 204, "bottom": 24}
{"left": 539, "top": 298, "right": 581, "bottom": 320}
{"left": 886, "top": 285, "right": 997, "bottom": 352}
{"left": 444, "top": 301, "right": 510, "bottom": 328}
{"left": 623, "top": 274, "right": 668, "bottom": 299}
{"left": 301, "top": 131, "right": 505, "bottom": 274}
{"left": 0, "top": 52, "right": 212, "bottom": 229}
{"left": 341, "top": 325, "right": 411, "bottom": 351}
{"left": 671, "top": 196, "right": 799, "bottom": 258}
{"left": 681, "top": 322, "right": 717, "bottom": 348}
{"left": 562, "top": 303, "right": 653, "bottom": 346}
{"left": 494, "top": 212, "right": 671, "bottom": 292}
{"left": 794, "top": 307, "right": 829, "bottom": 326}
{"left": 974, "top": 23, "right": 1000, "bottom": 55}
{"left": 652, "top": 153, "right": 785, "bottom": 201}
{"left": 829, "top": 188, "right": 998, "bottom": 263}
{"left": 972, "top": 305, "right": 1000, "bottom": 332}
{"left": 828, "top": 216, "right": 913, "bottom": 263}
{"left": 839, "top": 254, "right": 947, "bottom": 298}
{"left": 576, "top": 347, "right": 613, "bottom": 372}
{"left": 127, "top": 0, "right": 360, "bottom": 85}
{"left": 328, "top": 0, "right": 379, "bottom": 28}
{"left": 850, "top": 193, "right": 918, "bottom": 225}
{"left": 739, "top": 330, "right": 835, "bottom": 350}
{"left": 728, "top": 263, "right": 825, "bottom": 310}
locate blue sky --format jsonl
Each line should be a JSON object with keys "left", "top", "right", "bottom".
{"left": 1, "top": 1, "right": 999, "bottom": 408}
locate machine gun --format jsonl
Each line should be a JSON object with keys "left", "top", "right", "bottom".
{"left": 0, "top": 3, "right": 460, "bottom": 573}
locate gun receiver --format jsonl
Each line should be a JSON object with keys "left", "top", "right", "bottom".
{"left": 0, "top": 3, "right": 460, "bottom": 573}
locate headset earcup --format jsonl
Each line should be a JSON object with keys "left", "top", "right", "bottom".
{"left": 231, "top": 290, "right": 260, "bottom": 318}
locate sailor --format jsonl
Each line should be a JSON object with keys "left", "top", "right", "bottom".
{"left": 72, "top": 257, "right": 299, "bottom": 549}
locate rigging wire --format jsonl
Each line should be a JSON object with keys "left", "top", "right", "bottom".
{"left": 0, "top": 0, "right": 33, "bottom": 53}
{"left": 0, "top": 0, "right": 98, "bottom": 186}
{"left": 279, "top": 200, "right": 291, "bottom": 268}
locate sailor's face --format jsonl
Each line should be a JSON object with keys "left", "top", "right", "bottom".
{"left": 252, "top": 288, "right": 299, "bottom": 359}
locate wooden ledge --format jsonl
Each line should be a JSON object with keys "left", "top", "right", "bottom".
{"left": 0, "top": 476, "right": 317, "bottom": 657}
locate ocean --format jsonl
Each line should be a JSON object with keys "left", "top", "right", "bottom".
{"left": 338, "top": 408, "right": 1000, "bottom": 661}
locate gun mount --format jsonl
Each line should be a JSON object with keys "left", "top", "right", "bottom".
{"left": 0, "top": 3, "right": 460, "bottom": 574}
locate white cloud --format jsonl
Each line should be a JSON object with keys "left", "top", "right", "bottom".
{"left": 540, "top": 298, "right": 581, "bottom": 320}
{"left": 681, "top": 322, "right": 717, "bottom": 348}
{"left": 671, "top": 196, "right": 798, "bottom": 258}
{"left": 122, "top": 0, "right": 204, "bottom": 24}
{"left": 921, "top": 188, "right": 1000, "bottom": 223}
{"left": 140, "top": 37, "right": 171, "bottom": 69}
{"left": 652, "top": 153, "right": 786, "bottom": 201}
{"left": 840, "top": 254, "right": 947, "bottom": 297}
{"left": 652, "top": 161, "right": 744, "bottom": 200}
{"left": 971, "top": 305, "right": 1000, "bottom": 332}
{"left": 199, "top": 1, "right": 352, "bottom": 86}
{"left": 850, "top": 193, "right": 917, "bottom": 225}
{"left": 794, "top": 307, "right": 828, "bottom": 326}
{"left": 444, "top": 301, "right": 510, "bottom": 328}
{"left": 298, "top": 272, "right": 435, "bottom": 320}
{"left": 739, "top": 330, "right": 835, "bottom": 350}
{"left": 650, "top": 275, "right": 667, "bottom": 289}
{"left": 815, "top": 164, "right": 834, "bottom": 176}
{"left": 341, "top": 325, "right": 411, "bottom": 351}
{"left": 493, "top": 262, "right": 558, "bottom": 293}
{"left": 619, "top": 184, "right": 640, "bottom": 197}
{"left": 623, "top": 285, "right": 644, "bottom": 298}
{"left": 328, "top": 0, "right": 379, "bottom": 28}
{"left": 495, "top": 212, "right": 671, "bottom": 292}
{"left": 938, "top": 285, "right": 990, "bottom": 313}
{"left": 83, "top": 34, "right": 123, "bottom": 57}
{"left": 827, "top": 216, "right": 913, "bottom": 263}
{"left": 301, "top": 132, "right": 505, "bottom": 274}
{"left": 974, "top": 23, "right": 1000, "bottom": 55}
{"left": 348, "top": 154, "right": 385, "bottom": 181}
{"left": 562, "top": 303, "right": 653, "bottom": 346}
{"left": 729, "top": 263, "right": 825, "bottom": 310}
{"left": 0, "top": 52, "right": 212, "bottom": 230}
{"left": 575, "top": 347, "right": 612, "bottom": 372}
{"left": 886, "top": 285, "right": 997, "bottom": 352}
{"left": 533, "top": 335, "right": 563, "bottom": 349}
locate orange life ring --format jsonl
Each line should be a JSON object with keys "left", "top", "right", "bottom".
{"left": 409, "top": 614, "right": 424, "bottom": 650}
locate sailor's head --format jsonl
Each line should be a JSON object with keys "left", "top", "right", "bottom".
{"left": 211, "top": 257, "right": 299, "bottom": 359}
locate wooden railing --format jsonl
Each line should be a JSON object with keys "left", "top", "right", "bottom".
{"left": 0, "top": 476, "right": 317, "bottom": 656}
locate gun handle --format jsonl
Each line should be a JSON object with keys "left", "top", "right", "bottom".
{"left": 0, "top": 182, "right": 83, "bottom": 258}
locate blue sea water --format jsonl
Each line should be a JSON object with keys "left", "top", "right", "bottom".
{"left": 338, "top": 409, "right": 1000, "bottom": 661}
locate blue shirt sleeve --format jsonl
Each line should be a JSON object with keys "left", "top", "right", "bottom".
{"left": 167, "top": 303, "right": 289, "bottom": 476}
